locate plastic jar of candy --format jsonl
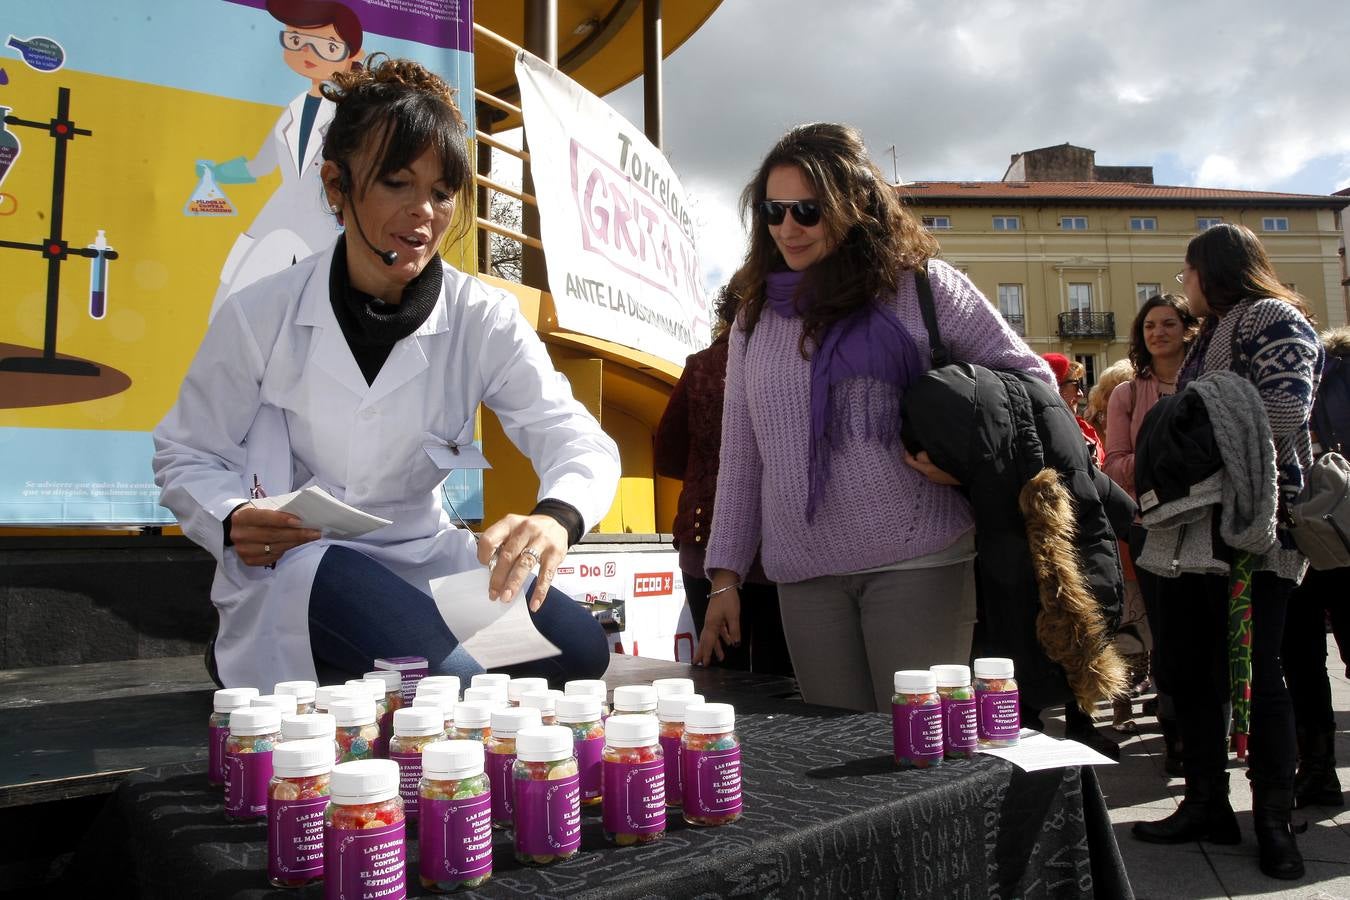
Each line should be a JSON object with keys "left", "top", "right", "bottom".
{"left": 506, "top": 677, "right": 548, "bottom": 707}
{"left": 556, "top": 695, "right": 604, "bottom": 807}
{"left": 612, "top": 684, "right": 658, "bottom": 717}
{"left": 564, "top": 679, "right": 609, "bottom": 718}
{"left": 274, "top": 680, "right": 317, "bottom": 715}
{"left": 453, "top": 700, "right": 495, "bottom": 744}
{"left": 470, "top": 673, "right": 511, "bottom": 693}
{"left": 463, "top": 685, "right": 508, "bottom": 709}
{"left": 416, "top": 676, "right": 461, "bottom": 704}
{"left": 374, "top": 656, "right": 428, "bottom": 706}
{"left": 330, "top": 696, "right": 379, "bottom": 763}
{"left": 892, "top": 670, "right": 944, "bottom": 769}
{"left": 518, "top": 689, "right": 561, "bottom": 725}
{"left": 512, "top": 725, "right": 581, "bottom": 865}
{"left": 651, "top": 678, "right": 695, "bottom": 699}
{"left": 974, "top": 657, "right": 1020, "bottom": 747}
{"left": 931, "top": 664, "right": 977, "bottom": 760}
{"left": 324, "top": 760, "right": 406, "bottom": 900}
{"left": 487, "top": 707, "right": 542, "bottom": 829}
{"left": 413, "top": 693, "right": 455, "bottom": 733}
{"left": 209, "top": 687, "right": 259, "bottom": 787}
{"left": 390, "top": 707, "right": 447, "bottom": 820}
{"left": 657, "top": 693, "right": 702, "bottom": 808}
{"left": 313, "top": 685, "right": 354, "bottom": 717}
{"left": 602, "top": 714, "right": 666, "bottom": 845}
{"left": 252, "top": 693, "right": 300, "bottom": 717}
{"left": 681, "top": 702, "right": 743, "bottom": 827}
{"left": 267, "top": 738, "right": 331, "bottom": 888}
{"left": 366, "top": 669, "right": 405, "bottom": 716}
{"left": 281, "top": 712, "right": 336, "bottom": 745}
{"left": 346, "top": 679, "right": 392, "bottom": 756}
{"left": 224, "top": 707, "right": 281, "bottom": 821}
{"left": 419, "top": 740, "right": 492, "bottom": 893}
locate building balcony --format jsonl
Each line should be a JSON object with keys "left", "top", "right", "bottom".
{"left": 1057, "top": 311, "right": 1115, "bottom": 340}
{"left": 1001, "top": 313, "right": 1025, "bottom": 336}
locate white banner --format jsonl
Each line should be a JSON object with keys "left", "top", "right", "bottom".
{"left": 515, "top": 53, "right": 710, "bottom": 365}
{"left": 553, "top": 546, "right": 696, "bottom": 663}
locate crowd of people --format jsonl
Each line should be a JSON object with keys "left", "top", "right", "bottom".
{"left": 152, "top": 53, "right": 1345, "bottom": 888}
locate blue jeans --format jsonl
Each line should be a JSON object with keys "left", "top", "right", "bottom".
{"left": 308, "top": 545, "right": 611, "bottom": 684}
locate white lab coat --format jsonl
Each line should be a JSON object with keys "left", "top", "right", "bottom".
{"left": 154, "top": 241, "right": 621, "bottom": 690}
{"left": 208, "top": 92, "right": 340, "bottom": 321}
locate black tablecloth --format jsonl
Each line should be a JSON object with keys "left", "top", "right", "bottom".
{"left": 72, "top": 707, "right": 1131, "bottom": 899}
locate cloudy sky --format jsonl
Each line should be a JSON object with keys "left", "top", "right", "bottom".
{"left": 597, "top": 0, "right": 1350, "bottom": 291}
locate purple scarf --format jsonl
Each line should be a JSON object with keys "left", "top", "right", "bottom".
{"left": 765, "top": 269, "right": 924, "bottom": 521}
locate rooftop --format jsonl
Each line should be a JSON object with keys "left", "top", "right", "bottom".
{"left": 901, "top": 181, "right": 1350, "bottom": 209}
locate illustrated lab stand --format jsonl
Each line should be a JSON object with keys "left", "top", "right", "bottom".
{"left": 0, "top": 87, "right": 116, "bottom": 376}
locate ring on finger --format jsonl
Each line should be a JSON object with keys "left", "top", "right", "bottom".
{"left": 518, "top": 547, "right": 541, "bottom": 568}
{"left": 264, "top": 543, "right": 271, "bottom": 555}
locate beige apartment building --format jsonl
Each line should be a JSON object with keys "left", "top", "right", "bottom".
{"left": 901, "top": 144, "right": 1349, "bottom": 385}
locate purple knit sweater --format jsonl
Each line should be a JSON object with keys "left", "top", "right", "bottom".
{"left": 705, "top": 260, "right": 1052, "bottom": 584}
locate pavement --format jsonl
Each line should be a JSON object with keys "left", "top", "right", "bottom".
{"left": 1072, "top": 635, "right": 1350, "bottom": 899}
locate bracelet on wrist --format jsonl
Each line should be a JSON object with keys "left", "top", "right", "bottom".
{"left": 709, "top": 582, "right": 742, "bottom": 599}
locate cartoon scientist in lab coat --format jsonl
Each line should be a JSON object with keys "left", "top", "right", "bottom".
{"left": 203, "top": 0, "right": 366, "bottom": 321}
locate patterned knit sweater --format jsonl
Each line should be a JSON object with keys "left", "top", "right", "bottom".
{"left": 705, "top": 260, "right": 1051, "bottom": 584}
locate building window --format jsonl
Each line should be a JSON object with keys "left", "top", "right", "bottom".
{"left": 1129, "top": 217, "right": 1158, "bottom": 231}
{"left": 1136, "top": 283, "right": 1161, "bottom": 306}
{"left": 997, "top": 284, "right": 1024, "bottom": 335}
{"left": 1060, "top": 216, "right": 1088, "bottom": 230}
{"left": 1068, "top": 283, "right": 1093, "bottom": 312}
{"left": 1197, "top": 216, "right": 1223, "bottom": 230}
{"left": 921, "top": 215, "right": 952, "bottom": 230}
{"left": 1075, "top": 354, "right": 1097, "bottom": 388}
{"left": 993, "top": 216, "right": 1020, "bottom": 231}
{"left": 1262, "top": 217, "right": 1290, "bottom": 232}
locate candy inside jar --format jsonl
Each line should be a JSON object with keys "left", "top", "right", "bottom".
{"left": 974, "top": 657, "right": 1020, "bottom": 748}
{"left": 487, "top": 707, "right": 543, "bottom": 829}
{"left": 892, "top": 670, "right": 944, "bottom": 769}
{"left": 330, "top": 696, "right": 379, "bottom": 763}
{"left": 324, "top": 760, "right": 407, "bottom": 899}
{"left": 681, "top": 703, "right": 743, "bottom": 827}
{"left": 267, "top": 738, "right": 331, "bottom": 888}
{"left": 453, "top": 699, "right": 495, "bottom": 746}
{"left": 389, "top": 707, "right": 447, "bottom": 820}
{"left": 556, "top": 695, "right": 605, "bottom": 806}
{"left": 602, "top": 714, "right": 666, "bottom": 845}
{"left": 420, "top": 740, "right": 493, "bottom": 893}
{"left": 274, "top": 680, "right": 317, "bottom": 715}
{"left": 209, "top": 687, "right": 258, "bottom": 788}
{"left": 512, "top": 725, "right": 581, "bottom": 865}
{"left": 224, "top": 707, "right": 281, "bottom": 821}
{"left": 931, "top": 664, "right": 977, "bottom": 760}
{"left": 657, "top": 692, "right": 702, "bottom": 809}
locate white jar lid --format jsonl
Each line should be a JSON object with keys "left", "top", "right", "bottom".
{"left": 516, "top": 725, "right": 575, "bottom": 762}
{"left": 491, "top": 707, "right": 542, "bottom": 737}
{"left": 364, "top": 670, "right": 402, "bottom": 694}
{"left": 507, "top": 677, "right": 549, "bottom": 702}
{"left": 893, "top": 670, "right": 937, "bottom": 693}
{"left": 213, "top": 687, "right": 259, "bottom": 713}
{"left": 329, "top": 697, "right": 376, "bottom": 727}
{"left": 657, "top": 692, "right": 704, "bottom": 722}
{"left": 463, "top": 685, "right": 508, "bottom": 707}
{"left": 229, "top": 707, "right": 281, "bottom": 737}
{"left": 393, "top": 707, "right": 445, "bottom": 737}
{"left": 612, "top": 685, "right": 658, "bottom": 712}
{"left": 519, "top": 690, "right": 558, "bottom": 715}
{"left": 651, "top": 678, "right": 695, "bottom": 698}
{"left": 273, "top": 680, "right": 317, "bottom": 703}
{"left": 251, "top": 694, "right": 299, "bottom": 715}
{"left": 330, "top": 759, "right": 399, "bottom": 805}
{"left": 412, "top": 694, "right": 453, "bottom": 715}
{"left": 415, "top": 683, "right": 458, "bottom": 705}
{"left": 554, "top": 695, "right": 602, "bottom": 723}
{"left": 605, "top": 714, "right": 659, "bottom": 747}
{"left": 281, "top": 712, "right": 336, "bottom": 742}
{"left": 973, "top": 657, "right": 1015, "bottom": 680}
{"left": 422, "top": 739, "right": 484, "bottom": 780}
{"left": 684, "top": 702, "right": 735, "bottom": 734}
{"left": 345, "top": 679, "right": 388, "bottom": 700}
{"left": 563, "top": 679, "right": 607, "bottom": 699}
{"left": 314, "top": 685, "right": 356, "bottom": 711}
{"left": 418, "top": 676, "right": 461, "bottom": 695}
{"left": 930, "top": 664, "right": 972, "bottom": 687}
{"left": 273, "top": 738, "right": 334, "bottom": 778}
{"left": 453, "top": 700, "right": 495, "bottom": 729}
{"left": 471, "top": 673, "right": 511, "bottom": 690}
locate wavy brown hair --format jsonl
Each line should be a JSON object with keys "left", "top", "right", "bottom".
{"left": 728, "top": 123, "right": 938, "bottom": 354}
{"left": 1185, "top": 223, "right": 1311, "bottom": 320}
{"left": 1127, "top": 293, "right": 1198, "bottom": 376}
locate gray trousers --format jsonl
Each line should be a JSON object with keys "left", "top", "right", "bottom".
{"left": 777, "top": 560, "right": 978, "bottom": 713}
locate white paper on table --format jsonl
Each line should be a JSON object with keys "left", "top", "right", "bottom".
{"left": 976, "top": 728, "right": 1118, "bottom": 771}
{"left": 251, "top": 486, "right": 391, "bottom": 538}
{"left": 428, "top": 567, "right": 561, "bottom": 669}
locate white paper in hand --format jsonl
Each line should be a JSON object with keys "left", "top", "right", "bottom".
{"left": 428, "top": 567, "right": 562, "bottom": 669}
{"left": 251, "top": 486, "right": 391, "bottom": 538}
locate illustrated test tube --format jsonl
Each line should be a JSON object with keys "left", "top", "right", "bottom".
{"left": 88, "top": 230, "right": 112, "bottom": 319}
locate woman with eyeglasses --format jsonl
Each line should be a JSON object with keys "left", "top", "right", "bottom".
{"left": 1044, "top": 354, "right": 1104, "bottom": 466}
{"left": 1129, "top": 224, "right": 1321, "bottom": 881}
{"left": 155, "top": 57, "right": 618, "bottom": 693}
{"left": 694, "top": 123, "right": 1049, "bottom": 712}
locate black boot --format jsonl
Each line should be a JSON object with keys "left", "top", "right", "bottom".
{"left": 1294, "top": 727, "right": 1344, "bottom": 808}
{"left": 1252, "top": 784, "right": 1305, "bottom": 880}
{"left": 1132, "top": 773, "right": 1240, "bottom": 844}
{"left": 1159, "top": 716, "right": 1185, "bottom": 777}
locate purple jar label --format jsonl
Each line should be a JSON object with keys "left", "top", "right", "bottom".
{"left": 658, "top": 733, "right": 683, "bottom": 804}
{"left": 377, "top": 657, "right": 429, "bottom": 705}
{"left": 268, "top": 794, "right": 327, "bottom": 881}
{"left": 978, "top": 690, "right": 1021, "bottom": 741}
{"left": 487, "top": 749, "right": 517, "bottom": 823}
{"left": 892, "top": 702, "right": 944, "bottom": 762}
{"left": 513, "top": 773, "right": 581, "bottom": 855}
{"left": 323, "top": 819, "right": 406, "bottom": 900}
{"left": 419, "top": 794, "right": 492, "bottom": 882}
{"left": 943, "top": 697, "right": 978, "bottom": 752}
{"left": 390, "top": 751, "right": 423, "bottom": 818}
{"left": 602, "top": 758, "right": 666, "bottom": 834}
{"left": 209, "top": 724, "right": 228, "bottom": 784}
{"left": 224, "top": 750, "right": 272, "bottom": 818}
{"left": 682, "top": 747, "right": 742, "bottom": 817}
{"left": 576, "top": 735, "right": 603, "bottom": 801}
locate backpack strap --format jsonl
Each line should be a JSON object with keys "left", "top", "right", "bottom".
{"left": 914, "top": 264, "right": 951, "bottom": 368}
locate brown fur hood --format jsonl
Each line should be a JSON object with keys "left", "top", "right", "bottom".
{"left": 1323, "top": 326, "right": 1350, "bottom": 360}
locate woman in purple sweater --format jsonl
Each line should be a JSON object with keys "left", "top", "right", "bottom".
{"left": 695, "top": 124, "right": 1050, "bottom": 712}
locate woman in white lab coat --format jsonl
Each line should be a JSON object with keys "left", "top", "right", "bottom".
{"left": 154, "top": 57, "right": 621, "bottom": 691}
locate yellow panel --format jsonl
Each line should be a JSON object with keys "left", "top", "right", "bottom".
{"left": 654, "top": 474, "right": 681, "bottom": 534}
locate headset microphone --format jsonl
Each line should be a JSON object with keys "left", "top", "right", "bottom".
{"left": 338, "top": 168, "right": 399, "bottom": 266}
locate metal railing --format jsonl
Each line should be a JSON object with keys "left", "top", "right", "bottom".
{"left": 472, "top": 24, "right": 541, "bottom": 256}
{"left": 1057, "top": 311, "right": 1115, "bottom": 339}
{"left": 1001, "top": 313, "right": 1025, "bottom": 336}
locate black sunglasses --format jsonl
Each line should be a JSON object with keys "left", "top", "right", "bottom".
{"left": 760, "top": 199, "right": 822, "bottom": 227}
{"left": 1060, "top": 378, "right": 1085, "bottom": 392}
